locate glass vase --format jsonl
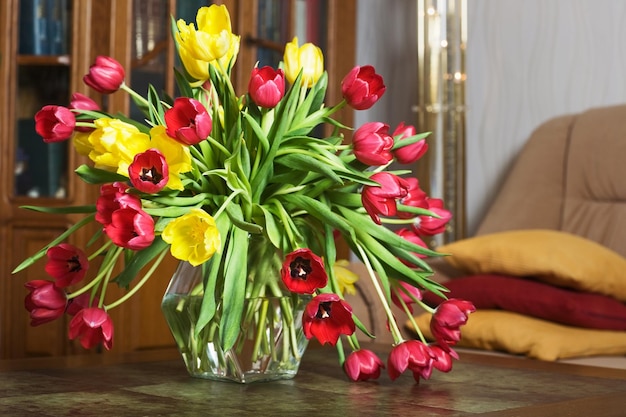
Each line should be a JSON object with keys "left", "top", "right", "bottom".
{"left": 161, "top": 260, "right": 310, "bottom": 383}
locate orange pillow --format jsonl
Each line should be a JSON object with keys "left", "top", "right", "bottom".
{"left": 409, "top": 311, "right": 626, "bottom": 361}
{"left": 437, "top": 229, "right": 626, "bottom": 301}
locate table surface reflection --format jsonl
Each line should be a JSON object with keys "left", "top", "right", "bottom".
{"left": 2, "top": 344, "right": 626, "bottom": 416}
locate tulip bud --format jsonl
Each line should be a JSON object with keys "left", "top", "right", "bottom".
{"left": 83, "top": 56, "right": 125, "bottom": 94}
{"left": 24, "top": 280, "right": 67, "bottom": 326}
{"left": 248, "top": 66, "right": 285, "bottom": 108}
{"left": 341, "top": 65, "right": 386, "bottom": 110}
{"left": 34, "top": 105, "right": 76, "bottom": 143}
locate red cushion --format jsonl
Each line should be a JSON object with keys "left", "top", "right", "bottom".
{"left": 423, "top": 274, "right": 626, "bottom": 331}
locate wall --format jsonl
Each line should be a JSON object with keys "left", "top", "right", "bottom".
{"left": 354, "top": 0, "right": 418, "bottom": 137}
{"left": 357, "top": 0, "right": 626, "bottom": 237}
{"left": 466, "top": 0, "right": 626, "bottom": 234}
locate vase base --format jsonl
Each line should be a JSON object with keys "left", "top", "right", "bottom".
{"left": 187, "top": 369, "right": 298, "bottom": 384}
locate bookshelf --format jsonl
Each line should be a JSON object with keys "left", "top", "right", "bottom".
{"left": 0, "top": 0, "right": 355, "bottom": 360}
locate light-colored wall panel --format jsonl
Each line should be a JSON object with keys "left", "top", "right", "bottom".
{"left": 467, "top": 0, "right": 626, "bottom": 234}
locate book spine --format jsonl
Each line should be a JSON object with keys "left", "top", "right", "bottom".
{"left": 48, "top": 0, "right": 69, "bottom": 55}
{"left": 19, "top": 0, "right": 48, "bottom": 55}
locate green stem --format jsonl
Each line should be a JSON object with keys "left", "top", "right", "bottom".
{"left": 121, "top": 83, "right": 149, "bottom": 108}
{"left": 105, "top": 248, "right": 169, "bottom": 310}
{"left": 12, "top": 214, "right": 96, "bottom": 274}
{"left": 67, "top": 244, "right": 123, "bottom": 299}
{"left": 355, "top": 242, "right": 405, "bottom": 344}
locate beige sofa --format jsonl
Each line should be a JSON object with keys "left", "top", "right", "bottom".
{"left": 346, "top": 104, "right": 626, "bottom": 369}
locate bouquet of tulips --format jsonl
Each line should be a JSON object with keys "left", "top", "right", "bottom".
{"left": 14, "top": 4, "right": 474, "bottom": 382}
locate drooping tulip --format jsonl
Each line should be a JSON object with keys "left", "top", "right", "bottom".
{"left": 392, "top": 122, "right": 429, "bottom": 164}
{"left": 361, "top": 172, "right": 411, "bottom": 224}
{"left": 95, "top": 182, "right": 142, "bottom": 227}
{"left": 344, "top": 349, "right": 385, "bottom": 382}
{"left": 387, "top": 340, "right": 435, "bottom": 382}
{"left": 24, "top": 280, "right": 67, "bottom": 326}
{"left": 430, "top": 298, "right": 476, "bottom": 348}
{"left": 45, "top": 243, "right": 89, "bottom": 288}
{"left": 412, "top": 197, "right": 452, "bottom": 236}
{"left": 303, "top": 293, "right": 355, "bottom": 345}
{"left": 68, "top": 307, "right": 114, "bottom": 350}
{"left": 352, "top": 122, "right": 394, "bottom": 166}
{"left": 103, "top": 207, "right": 155, "bottom": 250}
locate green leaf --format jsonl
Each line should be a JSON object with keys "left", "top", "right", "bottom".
{"left": 281, "top": 194, "right": 354, "bottom": 238}
{"left": 147, "top": 84, "right": 165, "bottom": 126}
{"left": 112, "top": 237, "right": 170, "bottom": 288}
{"left": 75, "top": 165, "right": 128, "bottom": 185}
{"left": 19, "top": 205, "right": 96, "bottom": 214}
{"left": 225, "top": 203, "right": 263, "bottom": 234}
{"left": 194, "top": 215, "right": 232, "bottom": 336}
{"left": 276, "top": 153, "right": 342, "bottom": 184}
{"left": 242, "top": 111, "right": 270, "bottom": 153}
{"left": 219, "top": 226, "right": 249, "bottom": 350}
{"left": 257, "top": 205, "right": 282, "bottom": 248}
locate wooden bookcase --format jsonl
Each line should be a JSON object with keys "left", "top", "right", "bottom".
{"left": 0, "top": 0, "right": 355, "bottom": 360}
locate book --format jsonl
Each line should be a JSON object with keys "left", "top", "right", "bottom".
{"left": 19, "top": 0, "right": 48, "bottom": 55}
{"left": 47, "top": 0, "right": 69, "bottom": 55}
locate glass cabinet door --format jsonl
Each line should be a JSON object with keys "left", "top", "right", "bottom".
{"left": 14, "top": 0, "right": 71, "bottom": 199}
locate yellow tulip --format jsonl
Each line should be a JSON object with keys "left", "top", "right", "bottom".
{"left": 176, "top": 5, "right": 234, "bottom": 64}
{"left": 148, "top": 126, "right": 193, "bottom": 191}
{"left": 178, "top": 45, "right": 210, "bottom": 82}
{"left": 72, "top": 131, "right": 92, "bottom": 156}
{"left": 162, "top": 209, "right": 221, "bottom": 266}
{"left": 333, "top": 259, "right": 359, "bottom": 295}
{"left": 283, "top": 37, "right": 324, "bottom": 88}
{"left": 86, "top": 118, "right": 150, "bottom": 175}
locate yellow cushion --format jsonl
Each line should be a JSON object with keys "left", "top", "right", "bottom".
{"left": 409, "top": 311, "right": 626, "bottom": 361}
{"left": 437, "top": 229, "right": 626, "bottom": 302}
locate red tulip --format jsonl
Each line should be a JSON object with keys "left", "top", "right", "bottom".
{"left": 341, "top": 65, "right": 386, "bottom": 110}
{"left": 66, "top": 292, "right": 99, "bottom": 316}
{"left": 412, "top": 197, "right": 452, "bottom": 236}
{"left": 95, "top": 182, "right": 142, "bottom": 227}
{"left": 303, "top": 293, "right": 355, "bottom": 345}
{"left": 387, "top": 340, "right": 435, "bottom": 382}
{"left": 128, "top": 149, "right": 169, "bottom": 193}
{"left": 395, "top": 228, "right": 428, "bottom": 268}
{"left": 45, "top": 243, "right": 89, "bottom": 288}
{"left": 104, "top": 207, "right": 155, "bottom": 250}
{"left": 361, "top": 172, "right": 411, "bottom": 224}
{"left": 352, "top": 122, "right": 394, "bottom": 166}
{"left": 70, "top": 92, "right": 100, "bottom": 133}
{"left": 281, "top": 248, "right": 328, "bottom": 294}
{"left": 69, "top": 92, "right": 100, "bottom": 111}
{"left": 397, "top": 177, "right": 428, "bottom": 219}
{"left": 391, "top": 279, "right": 423, "bottom": 313}
{"left": 392, "top": 122, "right": 429, "bottom": 164}
{"left": 344, "top": 349, "right": 385, "bottom": 381}
{"left": 24, "top": 280, "right": 67, "bottom": 326}
{"left": 34, "top": 105, "right": 76, "bottom": 143}
{"left": 248, "top": 66, "right": 285, "bottom": 108}
{"left": 430, "top": 344, "right": 457, "bottom": 373}
{"left": 83, "top": 56, "right": 125, "bottom": 94}
{"left": 430, "top": 298, "right": 476, "bottom": 348}
{"left": 165, "top": 97, "right": 212, "bottom": 145}
{"left": 69, "top": 307, "right": 114, "bottom": 350}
